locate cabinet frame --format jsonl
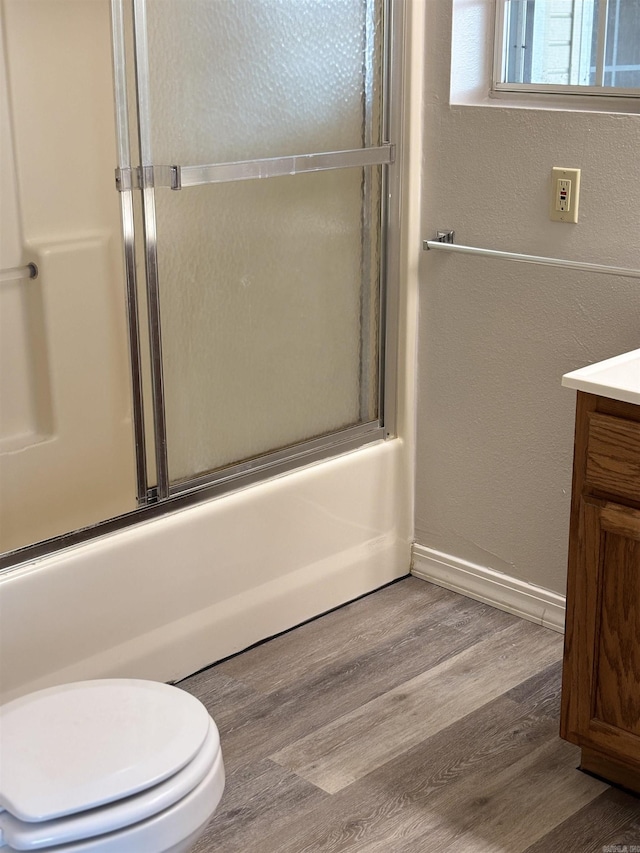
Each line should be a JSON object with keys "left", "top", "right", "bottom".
{"left": 561, "top": 392, "right": 640, "bottom": 794}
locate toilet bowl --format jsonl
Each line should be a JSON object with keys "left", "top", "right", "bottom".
{"left": 0, "top": 680, "right": 225, "bottom": 852}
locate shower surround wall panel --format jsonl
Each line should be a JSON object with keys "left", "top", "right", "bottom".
{"left": 0, "top": 0, "right": 136, "bottom": 552}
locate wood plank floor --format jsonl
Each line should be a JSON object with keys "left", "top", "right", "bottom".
{"left": 180, "top": 577, "right": 640, "bottom": 852}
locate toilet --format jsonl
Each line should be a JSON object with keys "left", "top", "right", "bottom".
{"left": 0, "top": 679, "right": 225, "bottom": 852}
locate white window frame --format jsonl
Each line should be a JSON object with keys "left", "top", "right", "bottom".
{"left": 493, "top": 0, "right": 640, "bottom": 99}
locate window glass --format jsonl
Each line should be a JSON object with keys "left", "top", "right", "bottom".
{"left": 497, "top": 0, "right": 640, "bottom": 93}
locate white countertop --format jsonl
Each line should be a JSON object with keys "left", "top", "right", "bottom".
{"left": 562, "top": 348, "right": 640, "bottom": 406}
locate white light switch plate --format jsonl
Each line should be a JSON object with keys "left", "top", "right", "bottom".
{"left": 550, "top": 167, "right": 580, "bottom": 223}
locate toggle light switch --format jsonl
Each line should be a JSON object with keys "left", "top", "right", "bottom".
{"left": 550, "top": 167, "right": 580, "bottom": 223}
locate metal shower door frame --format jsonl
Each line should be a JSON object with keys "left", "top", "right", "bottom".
{"left": 111, "top": 0, "right": 403, "bottom": 507}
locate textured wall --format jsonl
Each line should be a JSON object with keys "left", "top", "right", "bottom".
{"left": 415, "top": 1, "right": 640, "bottom": 594}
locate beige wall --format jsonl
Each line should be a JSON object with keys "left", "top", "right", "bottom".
{"left": 414, "top": 1, "right": 640, "bottom": 594}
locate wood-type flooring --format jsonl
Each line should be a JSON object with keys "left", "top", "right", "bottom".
{"left": 180, "top": 576, "right": 639, "bottom": 852}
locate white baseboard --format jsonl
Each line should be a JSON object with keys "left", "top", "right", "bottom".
{"left": 411, "top": 544, "right": 566, "bottom": 633}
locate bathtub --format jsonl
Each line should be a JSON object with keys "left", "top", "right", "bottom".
{"left": 0, "top": 438, "right": 412, "bottom": 703}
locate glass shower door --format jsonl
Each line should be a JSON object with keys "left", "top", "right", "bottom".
{"left": 115, "top": 0, "right": 394, "bottom": 501}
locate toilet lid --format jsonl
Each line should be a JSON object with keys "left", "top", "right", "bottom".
{"left": 0, "top": 680, "right": 212, "bottom": 822}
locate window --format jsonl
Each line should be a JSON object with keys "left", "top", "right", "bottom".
{"left": 494, "top": 0, "right": 640, "bottom": 96}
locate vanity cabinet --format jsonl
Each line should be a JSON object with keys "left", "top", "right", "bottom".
{"left": 560, "top": 392, "right": 640, "bottom": 794}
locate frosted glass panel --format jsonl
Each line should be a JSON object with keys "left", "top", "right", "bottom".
{"left": 145, "top": 0, "right": 383, "bottom": 164}
{"left": 155, "top": 167, "right": 380, "bottom": 483}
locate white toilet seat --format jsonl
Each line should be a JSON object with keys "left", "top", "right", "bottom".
{"left": 0, "top": 680, "right": 225, "bottom": 853}
{"left": 0, "top": 750, "right": 224, "bottom": 853}
{"left": 0, "top": 717, "right": 221, "bottom": 850}
{"left": 0, "top": 680, "right": 213, "bottom": 821}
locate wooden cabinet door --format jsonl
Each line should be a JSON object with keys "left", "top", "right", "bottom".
{"left": 563, "top": 498, "right": 640, "bottom": 765}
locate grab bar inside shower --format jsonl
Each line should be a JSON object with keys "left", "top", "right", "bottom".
{"left": 0, "top": 263, "right": 38, "bottom": 283}
{"left": 423, "top": 232, "right": 640, "bottom": 280}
